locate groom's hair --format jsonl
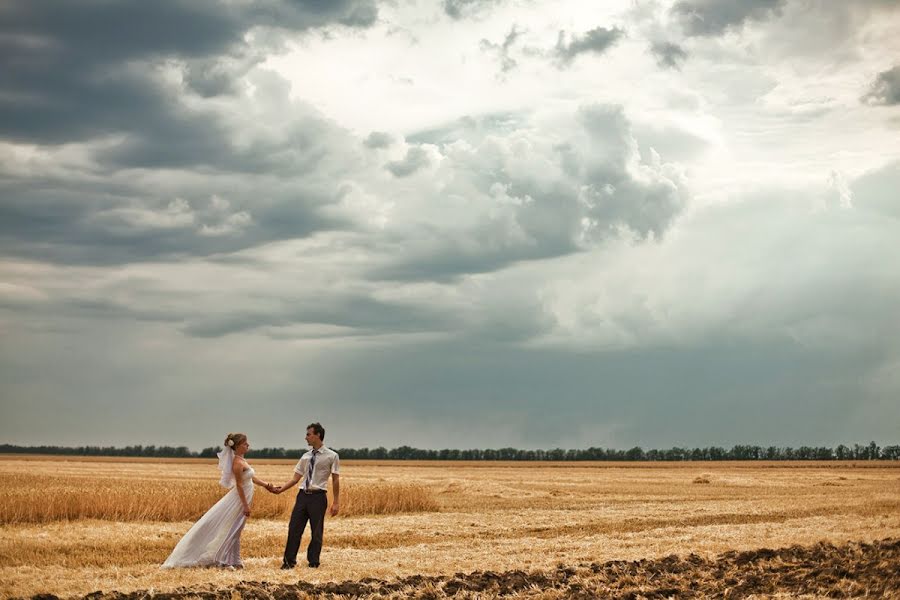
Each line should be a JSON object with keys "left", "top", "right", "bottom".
{"left": 307, "top": 422, "right": 325, "bottom": 441}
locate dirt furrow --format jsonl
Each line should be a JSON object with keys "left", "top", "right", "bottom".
{"left": 25, "top": 538, "right": 900, "bottom": 600}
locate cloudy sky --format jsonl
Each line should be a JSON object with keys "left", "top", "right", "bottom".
{"left": 2, "top": 0, "right": 899, "bottom": 451}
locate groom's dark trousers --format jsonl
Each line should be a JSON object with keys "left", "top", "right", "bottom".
{"left": 283, "top": 490, "right": 327, "bottom": 566}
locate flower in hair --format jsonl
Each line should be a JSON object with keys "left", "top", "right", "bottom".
{"left": 227, "top": 439, "right": 235, "bottom": 447}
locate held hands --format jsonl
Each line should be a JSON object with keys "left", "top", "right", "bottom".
{"left": 264, "top": 482, "right": 283, "bottom": 494}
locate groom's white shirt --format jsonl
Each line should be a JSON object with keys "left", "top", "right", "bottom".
{"left": 293, "top": 446, "right": 340, "bottom": 491}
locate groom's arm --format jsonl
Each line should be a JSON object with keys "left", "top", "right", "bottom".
{"left": 277, "top": 472, "right": 302, "bottom": 493}
{"left": 330, "top": 474, "right": 340, "bottom": 516}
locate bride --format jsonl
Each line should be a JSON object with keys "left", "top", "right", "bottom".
{"left": 162, "top": 433, "right": 275, "bottom": 569}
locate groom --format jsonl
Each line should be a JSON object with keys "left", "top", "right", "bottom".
{"left": 273, "top": 422, "right": 340, "bottom": 569}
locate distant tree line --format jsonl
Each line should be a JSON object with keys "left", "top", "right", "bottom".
{"left": 2, "top": 442, "right": 898, "bottom": 460}
{"left": 0, "top": 444, "right": 196, "bottom": 457}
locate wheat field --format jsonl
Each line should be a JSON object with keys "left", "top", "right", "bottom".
{"left": 0, "top": 473, "right": 437, "bottom": 524}
{"left": 1, "top": 456, "right": 898, "bottom": 598}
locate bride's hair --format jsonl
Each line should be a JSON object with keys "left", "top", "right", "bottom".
{"left": 224, "top": 433, "right": 247, "bottom": 449}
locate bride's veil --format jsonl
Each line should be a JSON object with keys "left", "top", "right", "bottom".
{"left": 217, "top": 447, "right": 235, "bottom": 489}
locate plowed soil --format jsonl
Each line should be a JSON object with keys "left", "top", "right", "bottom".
{"left": 25, "top": 538, "right": 900, "bottom": 600}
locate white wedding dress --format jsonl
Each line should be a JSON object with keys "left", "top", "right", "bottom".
{"left": 162, "top": 466, "right": 255, "bottom": 568}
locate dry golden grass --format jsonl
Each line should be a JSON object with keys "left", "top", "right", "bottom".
{"left": 0, "top": 457, "right": 898, "bottom": 599}
{"left": 0, "top": 474, "right": 437, "bottom": 524}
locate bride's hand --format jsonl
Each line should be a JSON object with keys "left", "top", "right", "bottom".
{"left": 243, "top": 505, "right": 251, "bottom": 517}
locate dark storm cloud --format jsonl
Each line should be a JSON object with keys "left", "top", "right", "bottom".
{"left": 0, "top": 292, "right": 182, "bottom": 325}
{"left": 385, "top": 146, "right": 431, "bottom": 177}
{"left": 564, "top": 104, "right": 687, "bottom": 239}
{"left": 671, "top": 0, "right": 786, "bottom": 37}
{"left": 862, "top": 65, "right": 900, "bottom": 106}
{"left": 369, "top": 223, "right": 577, "bottom": 282}
{"left": 553, "top": 27, "right": 625, "bottom": 67}
{"left": 371, "top": 104, "right": 688, "bottom": 282}
{"left": 0, "top": 0, "right": 379, "bottom": 267}
{"left": 0, "top": 164, "right": 349, "bottom": 265}
{"left": 0, "top": 1, "right": 374, "bottom": 263}
{"left": 181, "top": 293, "right": 457, "bottom": 338}
{"left": 4, "top": 325, "right": 897, "bottom": 448}
{"left": 93, "top": 91, "right": 349, "bottom": 174}
{"left": 182, "top": 56, "right": 254, "bottom": 98}
{"left": 285, "top": 336, "right": 892, "bottom": 448}
{"left": 0, "top": 0, "right": 378, "bottom": 145}
{"left": 650, "top": 41, "right": 688, "bottom": 70}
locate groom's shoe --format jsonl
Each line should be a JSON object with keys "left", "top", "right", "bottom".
{"left": 308, "top": 563, "right": 319, "bottom": 568}
{"left": 280, "top": 562, "right": 295, "bottom": 570}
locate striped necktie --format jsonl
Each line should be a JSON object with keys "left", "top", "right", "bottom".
{"left": 303, "top": 449, "right": 318, "bottom": 492}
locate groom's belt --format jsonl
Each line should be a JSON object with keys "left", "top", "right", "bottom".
{"left": 301, "top": 488, "right": 326, "bottom": 495}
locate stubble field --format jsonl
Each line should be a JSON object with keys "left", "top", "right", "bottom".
{"left": 1, "top": 456, "right": 898, "bottom": 599}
